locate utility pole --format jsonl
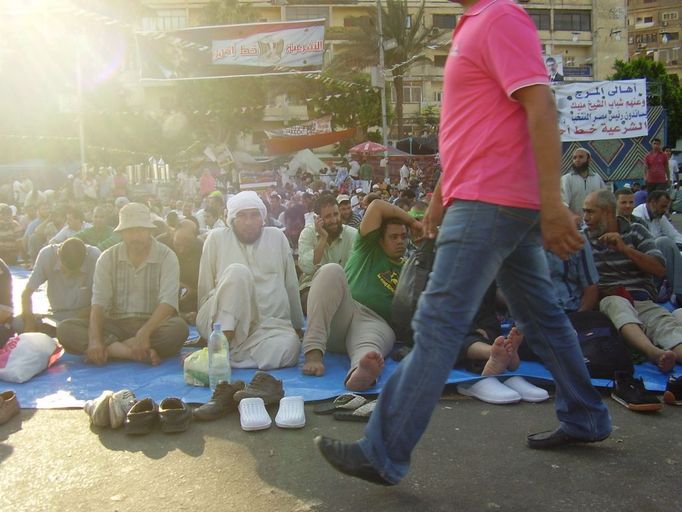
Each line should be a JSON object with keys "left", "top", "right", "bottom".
{"left": 377, "top": 0, "right": 389, "bottom": 180}
{"left": 76, "top": 34, "right": 87, "bottom": 178}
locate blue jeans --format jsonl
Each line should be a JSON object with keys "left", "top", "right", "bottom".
{"left": 359, "top": 201, "right": 611, "bottom": 484}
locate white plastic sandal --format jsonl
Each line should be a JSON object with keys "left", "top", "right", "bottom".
{"left": 238, "top": 397, "right": 272, "bottom": 431}
{"left": 503, "top": 376, "right": 550, "bottom": 403}
{"left": 457, "top": 377, "right": 522, "bottom": 404}
{"left": 275, "top": 396, "right": 306, "bottom": 429}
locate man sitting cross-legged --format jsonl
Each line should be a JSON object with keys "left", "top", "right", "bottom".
{"left": 196, "top": 191, "right": 303, "bottom": 370}
{"left": 302, "top": 199, "right": 421, "bottom": 391}
{"left": 57, "top": 203, "right": 188, "bottom": 365}
{"left": 582, "top": 190, "right": 679, "bottom": 372}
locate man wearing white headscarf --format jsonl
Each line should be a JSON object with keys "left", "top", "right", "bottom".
{"left": 196, "top": 191, "right": 303, "bottom": 369}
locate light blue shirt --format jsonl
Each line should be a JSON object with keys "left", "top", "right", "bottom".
{"left": 545, "top": 237, "right": 599, "bottom": 312}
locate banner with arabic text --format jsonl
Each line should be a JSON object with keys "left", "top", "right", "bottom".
{"left": 264, "top": 116, "right": 332, "bottom": 138}
{"left": 137, "top": 19, "right": 325, "bottom": 80}
{"left": 553, "top": 79, "right": 648, "bottom": 142}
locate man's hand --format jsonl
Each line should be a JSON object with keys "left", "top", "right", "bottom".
{"left": 84, "top": 341, "right": 108, "bottom": 366}
{"left": 422, "top": 200, "right": 444, "bottom": 239}
{"left": 598, "top": 232, "right": 628, "bottom": 253}
{"left": 314, "top": 216, "right": 328, "bottom": 239}
{"left": 410, "top": 220, "right": 425, "bottom": 242}
{"left": 541, "top": 204, "right": 584, "bottom": 260}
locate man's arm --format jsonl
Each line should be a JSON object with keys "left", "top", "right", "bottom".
{"left": 20, "top": 287, "right": 36, "bottom": 332}
{"left": 598, "top": 231, "right": 666, "bottom": 278}
{"left": 658, "top": 215, "right": 682, "bottom": 245}
{"left": 578, "top": 284, "right": 599, "bottom": 312}
{"left": 85, "top": 304, "right": 107, "bottom": 365}
{"left": 423, "top": 178, "right": 444, "bottom": 239}
{"left": 359, "top": 199, "right": 421, "bottom": 238}
{"left": 513, "top": 84, "right": 583, "bottom": 259}
{"left": 297, "top": 226, "right": 320, "bottom": 275}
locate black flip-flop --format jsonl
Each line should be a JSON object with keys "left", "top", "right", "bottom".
{"left": 333, "top": 400, "right": 376, "bottom": 422}
{"left": 313, "top": 393, "right": 368, "bottom": 415}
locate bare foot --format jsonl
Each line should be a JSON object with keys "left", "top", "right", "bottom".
{"left": 148, "top": 349, "right": 161, "bottom": 366}
{"left": 302, "top": 350, "right": 325, "bottom": 376}
{"left": 346, "top": 352, "right": 384, "bottom": 391}
{"left": 482, "top": 336, "right": 511, "bottom": 376}
{"left": 505, "top": 327, "right": 524, "bottom": 371}
{"left": 657, "top": 350, "right": 676, "bottom": 373}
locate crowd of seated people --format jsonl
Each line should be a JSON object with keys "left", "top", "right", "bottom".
{"left": 0, "top": 164, "right": 680, "bottom": 412}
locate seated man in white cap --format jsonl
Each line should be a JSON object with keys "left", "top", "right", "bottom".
{"left": 196, "top": 190, "right": 303, "bottom": 369}
{"left": 57, "top": 203, "right": 188, "bottom": 365}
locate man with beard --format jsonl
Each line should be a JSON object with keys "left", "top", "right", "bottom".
{"left": 337, "top": 195, "right": 362, "bottom": 228}
{"left": 582, "top": 190, "right": 679, "bottom": 372}
{"left": 57, "top": 203, "right": 188, "bottom": 365}
{"left": 301, "top": 199, "right": 419, "bottom": 391}
{"left": 561, "top": 148, "right": 606, "bottom": 215}
{"left": 632, "top": 190, "right": 682, "bottom": 303}
{"left": 196, "top": 191, "right": 303, "bottom": 370}
{"left": 298, "top": 195, "right": 357, "bottom": 314}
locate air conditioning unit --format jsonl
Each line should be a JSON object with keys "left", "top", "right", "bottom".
{"left": 662, "top": 21, "right": 669, "bottom": 27}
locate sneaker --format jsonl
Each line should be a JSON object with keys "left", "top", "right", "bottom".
{"left": 611, "top": 372, "right": 662, "bottom": 412}
{"left": 193, "top": 380, "right": 246, "bottom": 421}
{"left": 84, "top": 390, "right": 114, "bottom": 427}
{"left": 0, "top": 390, "right": 20, "bottom": 425}
{"left": 233, "top": 372, "right": 284, "bottom": 406}
{"left": 109, "top": 389, "right": 137, "bottom": 429}
{"left": 663, "top": 375, "right": 682, "bottom": 406}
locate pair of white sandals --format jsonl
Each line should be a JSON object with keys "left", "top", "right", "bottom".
{"left": 457, "top": 376, "right": 549, "bottom": 404}
{"left": 238, "top": 396, "right": 305, "bottom": 431}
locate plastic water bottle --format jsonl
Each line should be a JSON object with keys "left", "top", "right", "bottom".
{"left": 208, "top": 322, "right": 231, "bottom": 390}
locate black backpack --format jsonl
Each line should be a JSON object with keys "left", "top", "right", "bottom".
{"left": 391, "top": 239, "right": 436, "bottom": 346}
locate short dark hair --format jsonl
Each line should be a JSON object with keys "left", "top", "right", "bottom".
{"left": 313, "top": 194, "right": 338, "bottom": 214}
{"left": 379, "top": 217, "right": 407, "bottom": 239}
{"left": 663, "top": 146, "right": 673, "bottom": 152}
{"left": 652, "top": 137, "right": 662, "bottom": 144}
{"left": 647, "top": 190, "right": 670, "bottom": 203}
{"left": 395, "top": 198, "right": 411, "bottom": 210}
{"left": 59, "top": 238, "right": 86, "bottom": 271}
{"left": 67, "top": 207, "right": 85, "bottom": 221}
{"left": 614, "top": 187, "right": 634, "bottom": 197}
{"left": 363, "top": 192, "right": 381, "bottom": 206}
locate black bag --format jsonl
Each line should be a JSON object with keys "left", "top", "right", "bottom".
{"left": 391, "top": 239, "right": 436, "bottom": 346}
{"left": 569, "top": 311, "right": 634, "bottom": 379}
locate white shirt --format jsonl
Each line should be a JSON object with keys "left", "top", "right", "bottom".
{"left": 560, "top": 170, "right": 606, "bottom": 215}
{"left": 632, "top": 203, "right": 682, "bottom": 245}
{"left": 669, "top": 157, "right": 679, "bottom": 181}
{"left": 198, "top": 227, "right": 304, "bottom": 330}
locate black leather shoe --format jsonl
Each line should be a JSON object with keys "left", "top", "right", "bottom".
{"left": 193, "top": 381, "right": 245, "bottom": 421}
{"left": 159, "top": 397, "right": 193, "bottom": 433}
{"left": 527, "top": 427, "right": 609, "bottom": 450}
{"left": 124, "top": 398, "right": 158, "bottom": 435}
{"left": 314, "top": 436, "right": 395, "bottom": 486}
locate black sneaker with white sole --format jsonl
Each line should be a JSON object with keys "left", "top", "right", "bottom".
{"left": 611, "top": 372, "right": 662, "bottom": 412}
{"left": 663, "top": 375, "right": 682, "bottom": 406}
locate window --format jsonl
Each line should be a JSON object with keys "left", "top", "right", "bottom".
{"left": 644, "top": 16, "right": 654, "bottom": 23}
{"left": 392, "top": 84, "right": 423, "bottom": 103}
{"left": 405, "top": 15, "right": 412, "bottom": 29}
{"left": 664, "top": 32, "right": 680, "bottom": 41}
{"left": 433, "top": 55, "right": 448, "bottom": 67}
{"left": 432, "top": 14, "right": 456, "bottom": 29}
{"left": 662, "top": 12, "right": 680, "bottom": 22}
{"left": 434, "top": 91, "right": 443, "bottom": 102}
{"left": 527, "top": 9, "right": 551, "bottom": 31}
{"left": 141, "top": 9, "right": 187, "bottom": 31}
{"left": 285, "top": 6, "right": 330, "bottom": 26}
{"left": 554, "top": 10, "right": 591, "bottom": 32}
{"left": 344, "top": 16, "right": 371, "bottom": 29}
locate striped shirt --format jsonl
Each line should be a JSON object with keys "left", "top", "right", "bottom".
{"left": 585, "top": 221, "right": 664, "bottom": 301}
{"left": 92, "top": 239, "right": 179, "bottom": 319}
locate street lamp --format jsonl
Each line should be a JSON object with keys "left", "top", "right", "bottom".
{"left": 377, "top": 0, "right": 389, "bottom": 180}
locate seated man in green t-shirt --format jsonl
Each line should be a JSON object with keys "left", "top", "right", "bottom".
{"left": 302, "top": 199, "right": 422, "bottom": 390}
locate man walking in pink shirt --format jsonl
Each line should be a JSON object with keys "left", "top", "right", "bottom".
{"left": 645, "top": 137, "right": 669, "bottom": 193}
{"left": 315, "top": 0, "right": 611, "bottom": 486}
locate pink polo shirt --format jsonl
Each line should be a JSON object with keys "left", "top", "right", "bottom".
{"left": 439, "top": 0, "right": 549, "bottom": 210}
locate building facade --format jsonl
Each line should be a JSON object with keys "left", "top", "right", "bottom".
{"left": 627, "top": 0, "right": 681, "bottom": 79}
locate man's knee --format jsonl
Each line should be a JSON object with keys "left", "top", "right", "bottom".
{"left": 151, "top": 317, "right": 189, "bottom": 357}
{"left": 260, "top": 332, "right": 300, "bottom": 369}
{"left": 218, "top": 263, "right": 252, "bottom": 284}
{"left": 310, "top": 263, "right": 346, "bottom": 292}
{"left": 56, "top": 318, "right": 90, "bottom": 354}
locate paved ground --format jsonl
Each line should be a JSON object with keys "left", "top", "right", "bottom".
{"left": 1, "top": 386, "right": 681, "bottom": 512}
{"left": 1, "top": 210, "right": 680, "bottom": 511}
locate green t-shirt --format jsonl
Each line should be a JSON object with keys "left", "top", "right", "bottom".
{"left": 359, "top": 163, "right": 373, "bottom": 180}
{"left": 345, "top": 228, "right": 403, "bottom": 324}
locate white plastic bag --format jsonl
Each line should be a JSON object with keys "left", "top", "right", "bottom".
{"left": 0, "top": 333, "right": 63, "bottom": 383}
{"left": 183, "top": 348, "right": 209, "bottom": 387}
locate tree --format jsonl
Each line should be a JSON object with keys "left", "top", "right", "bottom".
{"left": 609, "top": 58, "right": 682, "bottom": 144}
{"left": 330, "top": 0, "right": 441, "bottom": 138}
